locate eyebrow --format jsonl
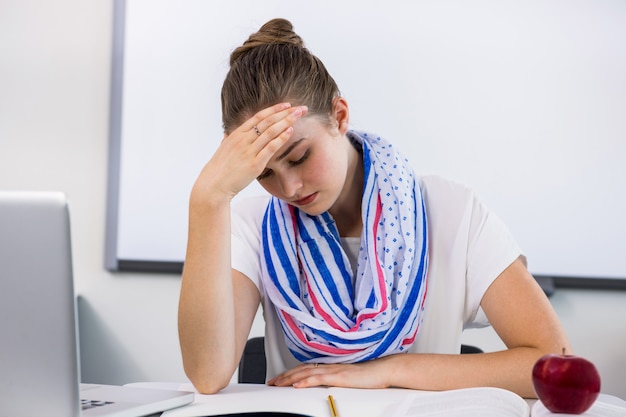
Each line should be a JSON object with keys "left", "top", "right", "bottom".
{"left": 276, "top": 138, "right": 306, "bottom": 162}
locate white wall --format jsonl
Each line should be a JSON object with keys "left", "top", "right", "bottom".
{"left": 1, "top": 0, "right": 625, "bottom": 400}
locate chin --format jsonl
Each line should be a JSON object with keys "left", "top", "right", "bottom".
{"left": 298, "top": 205, "right": 325, "bottom": 216}
{"left": 297, "top": 199, "right": 332, "bottom": 217}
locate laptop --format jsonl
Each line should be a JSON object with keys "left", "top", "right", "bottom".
{"left": 0, "top": 191, "right": 194, "bottom": 417}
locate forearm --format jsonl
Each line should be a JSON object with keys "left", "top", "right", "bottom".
{"left": 383, "top": 347, "right": 547, "bottom": 398}
{"left": 178, "top": 195, "right": 238, "bottom": 392}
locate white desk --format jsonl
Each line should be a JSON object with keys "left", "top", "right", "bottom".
{"left": 129, "top": 383, "right": 626, "bottom": 417}
{"left": 129, "top": 383, "right": 537, "bottom": 417}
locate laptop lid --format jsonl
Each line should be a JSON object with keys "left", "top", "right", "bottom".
{"left": 0, "top": 191, "right": 80, "bottom": 417}
{"left": 0, "top": 192, "right": 193, "bottom": 417}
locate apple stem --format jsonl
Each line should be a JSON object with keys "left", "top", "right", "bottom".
{"left": 562, "top": 347, "right": 566, "bottom": 355}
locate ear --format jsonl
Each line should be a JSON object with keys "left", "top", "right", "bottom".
{"left": 332, "top": 97, "right": 350, "bottom": 135}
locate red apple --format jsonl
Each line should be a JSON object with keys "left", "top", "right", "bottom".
{"left": 532, "top": 350, "right": 601, "bottom": 414}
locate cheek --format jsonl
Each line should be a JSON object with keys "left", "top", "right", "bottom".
{"left": 305, "top": 156, "right": 336, "bottom": 184}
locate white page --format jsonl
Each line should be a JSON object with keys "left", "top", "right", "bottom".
{"left": 390, "top": 387, "right": 529, "bottom": 417}
{"left": 162, "top": 384, "right": 415, "bottom": 416}
{"left": 531, "top": 394, "right": 626, "bottom": 417}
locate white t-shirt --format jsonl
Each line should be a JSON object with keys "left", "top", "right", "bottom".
{"left": 231, "top": 175, "right": 524, "bottom": 380}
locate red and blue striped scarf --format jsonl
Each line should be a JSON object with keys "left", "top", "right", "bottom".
{"left": 260, "top": 131, "right": 428, "bottom": 363}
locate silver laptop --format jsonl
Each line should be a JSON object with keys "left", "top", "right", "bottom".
{"left": 0, "top": 191, "right": 194, "bottom": 417}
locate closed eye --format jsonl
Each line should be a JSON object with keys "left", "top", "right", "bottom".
{"left": 289, "top": 149, "right": 310, "bottom": 166}
{"left": 257, "top": 149, "right": 310, "bottom": 181}
{"left": 256, "top": 169, "right": 273, "bottom": 181}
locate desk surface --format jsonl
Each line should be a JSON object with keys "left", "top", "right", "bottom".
{"left": 130, "top": 383, "right": 537, "bottom": 417}
{"left": 129, "top": 383, "right": 626, "bottom": 417}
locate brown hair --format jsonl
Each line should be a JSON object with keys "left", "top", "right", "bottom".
{"left": 221, "top": 18, "right": 340, "bottom": 133}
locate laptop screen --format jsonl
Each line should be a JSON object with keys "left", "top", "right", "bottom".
{"left": 0, "top": 191, "right": 81, "bottom": 417}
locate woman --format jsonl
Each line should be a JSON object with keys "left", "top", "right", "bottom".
{"left": 178, "top": 18, "right": 570, "bottom": 397}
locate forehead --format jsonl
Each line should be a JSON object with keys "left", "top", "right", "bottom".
{"left": 268, "top": 116, "right": 329, "bottom": 164}
{"left": 286, "top": 115, "right": 329, "bottom": 144}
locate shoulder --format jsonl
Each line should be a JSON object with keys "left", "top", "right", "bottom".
{"left": 231, "top": 194, "right": 270, "bottom": 224}
{"left": 231, "top": 194, "right": 270, "bottom": 247}
{"left": 417, "top": 174, "right": 515, "bottom": 251}
{"left": 417, "top": 175, "right": 478, "bottom": 225}
{"left": 416, "top": 175, "right": 481, "bottom": 250}
{"left": 230, "top": 194, "right": 271, "bottom": 290}
{"left": 418, "top": 175, "right": 475, "bottom": 203}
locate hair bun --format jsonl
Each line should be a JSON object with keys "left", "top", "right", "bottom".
{"left": 230, "top": 18, "right": 304, "bottom": 66}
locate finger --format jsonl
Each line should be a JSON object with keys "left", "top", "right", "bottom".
{"left": 240, "top": 108, "right": 304, "bottom": 153}
{"left": 246, "top": 105, "right": 309, "bottom": 144}
{"left": 220, "top": 104, "right": 297, "bottom": 159}
{"left": 222, "top": 103, "right": 291, "bottom": 145}
{"left": 238, "top": 102, "right": 293, "bottom": 133}
{"left": 251, "top": 125, "right": 294, "bottom": 167}
{"left": 248, "top": 106, "right": 307, "bottom": 165}
{"left": 291, "top": 365, "right": 342, "bottom": 388}
{"left": 269, "top": 364, "right": 328, "bottom": 387}
{"left": 267, "top": 364, "right": 311, "bottom": 385}
{"left": 292, "top": 374, "right": 330, "bottom": 388}
{"left": 257, "top": 106, "right": 307, "bottom": 141}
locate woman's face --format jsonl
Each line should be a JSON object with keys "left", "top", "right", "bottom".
{"left": 256, "top": 115, "right": 351, "bottom": 216}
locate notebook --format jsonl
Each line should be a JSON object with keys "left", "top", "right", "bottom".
{"left": 0, "top": 191, "right": 194, "bottom": 417}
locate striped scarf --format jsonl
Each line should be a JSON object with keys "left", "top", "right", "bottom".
{"left": 260, "top": 131, "right": 428, "bottom": 363}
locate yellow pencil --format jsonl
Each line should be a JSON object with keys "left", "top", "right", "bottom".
{"left": 327, "top": 395, "right": 340, "bottom": 417}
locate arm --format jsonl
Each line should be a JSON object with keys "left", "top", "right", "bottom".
{"left": 269, "top": 258, "right": 571, "bottom": 398}
{"left": 178, "top": 198, "right": 260, "bottom": 393}
{"left": 178, "top": 103, "right": 306, "bottom": 393}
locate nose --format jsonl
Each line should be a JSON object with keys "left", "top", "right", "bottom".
{"left": 277, "top": 173, "right": 302, "bottom": 199}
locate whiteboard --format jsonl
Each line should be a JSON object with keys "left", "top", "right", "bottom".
{"left": 106, "top": 0, "right": 626, "bottom": 284}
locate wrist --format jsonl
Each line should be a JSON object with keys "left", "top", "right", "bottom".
{"left": 189, "top": 181, "right": 234, "bottom": 210}
{"left": 378, "top": 353, "right": 417, "bottom": 389}
{"left": 372, "top": 354, "right": 404, "bottom": 388}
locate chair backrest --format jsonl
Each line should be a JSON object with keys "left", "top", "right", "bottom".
{"left": 238, "top": 337, "right": 267, "bottom": 384}
{"left": 237, "top": 337, "right": 483, "bottom": 384}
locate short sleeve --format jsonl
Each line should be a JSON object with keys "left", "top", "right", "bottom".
{"left": 230, "top": 195, "right": 269, "bottom": 292}
{"left": 464, "top": 192, "right": 526, "bottom": 327}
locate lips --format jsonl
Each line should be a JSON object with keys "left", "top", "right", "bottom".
{"left": 292, "top": 192, "right": 317, "bottom": 206}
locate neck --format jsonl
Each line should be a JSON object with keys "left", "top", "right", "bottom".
{"left": 329, "top": 137, "right": 363, "bottom": 237}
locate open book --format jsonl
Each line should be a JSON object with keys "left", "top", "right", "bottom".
{"left": 156, "top": 383, "right": 626, "bottom": 417}
{"left": 393, "top": 387, "right": 626, "bottom": 417}
{"left": 391, "top": 387, "right": 529, "bottom": 417}
{"left": 532, "top": 393, "right": 626, "bottom": 417}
